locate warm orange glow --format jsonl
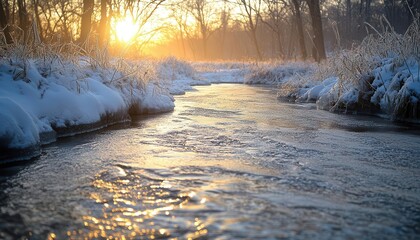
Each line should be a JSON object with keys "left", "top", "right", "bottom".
{"left": 67, "top": 169, "right": 209, "bottom": 239}
{"left": 115, "top": 17, "right": 138, "bottom": 43}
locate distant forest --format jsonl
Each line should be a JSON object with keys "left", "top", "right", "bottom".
{"left": 0, "top": 0, "right": 419, "bottom": 61}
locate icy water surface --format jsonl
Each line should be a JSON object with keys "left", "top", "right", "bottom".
{"left": 1, "top": 84, "right": 420, "bottom": 239}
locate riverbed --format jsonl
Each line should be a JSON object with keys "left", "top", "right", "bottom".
{"left": 1, "top": 84, "right": 419, "bottom": 239}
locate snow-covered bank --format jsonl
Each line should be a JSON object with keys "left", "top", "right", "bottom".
{"left": 158, "top": 57, "right": 210, "bottom": 95}
{"left": 165, "top": 60, "right": 315, "bottom": 91}
{"left": 277, "top": 22, "right": 420, "bottom": 122}
{"left": 0, "top": 55, "right": 254, "bottom": 160}
{"left": 164, "top": 60, "right": 251, "bottom": 95}
{"left": 0, "top": 55, "right": 182, "bottom": 159}
{"left": 191, "top": 61, "right": 315, "bottom": 86}
{"left": 192, "top": 61, "right": 250, "bottom": 84}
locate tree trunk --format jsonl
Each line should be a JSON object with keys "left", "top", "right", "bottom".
{"left": 80, "top": 0, "right": 94, "bottom": 44}
{"left": 180, "top": 30, "right": 186, "bottom": 59}
{"left": 306, "top": 0, "right": 326, "bottom": 62}
{"left": 17, "top": 0, "right": 30, "bottom": 42}
{"left": 0, "top": 0, "right": 13, "bottom": 44}
{"left": 346, "top": 0, "right": 351, "bottom": 38}
{"left": 251, "top": 28, "right": 262, "bottom": 60}
{"left": 365, "top": 0, "right": 371, "bottom": 23}
{"left": 201, "top": 25, "right": 208, "bottom": 59}
{"left": 98, "top": 0, "right": 107, "bottom": 46}
{"left": 277, "top": 31, "right": 285, "bottom": 58}
{"left": 292, "top": 0, "right": 307, "bottom": 60}
{"left": 32, "top": 0, "right": 43, "bottom": 43}
{"left": 202, "top": 36, "right": 207, "bottom": 59}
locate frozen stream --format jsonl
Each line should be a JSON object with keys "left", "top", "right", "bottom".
{"left": 1, "top": 84, "right": 419, "bottom": 239}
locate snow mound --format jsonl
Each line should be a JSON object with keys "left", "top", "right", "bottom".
{"left": 131, "top": 83, "right": 175, "bottom": 114}
{"left": 0, "top": 98, "right": 39, "bottom": 149}
{"left": 295, "top": 77, "right": 336, "bottom": 103}
{"left": 0, "top": 55, "right": 177, "bottom": 155}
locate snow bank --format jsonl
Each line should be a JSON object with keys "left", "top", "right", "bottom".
{"left": 278, "top": 22, "right": 420, "bottom": 121}
{"left": 130, "top": 83, "right": 175, "bottom": 114}
{"left": 0, "top": 98, "right": 39, "bottom": 149}
{"left": 155, "top": 59, "right": 250, "bottom": 95}
{"left": 279, "top": 58, "right": 420, "bottom": 120}
{"left": 158, "top": 60, "right": 314, "bottom": 93}
{"left": 0, "top": 55, "right": 177, "bottom": 156}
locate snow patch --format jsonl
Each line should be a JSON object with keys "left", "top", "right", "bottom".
{"left": 0, "top": 98, "right": 39, "bottom": 149}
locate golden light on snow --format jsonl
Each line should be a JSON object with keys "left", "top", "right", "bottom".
{"left": 115, "top": 17, "right": 138, "bottom": 43}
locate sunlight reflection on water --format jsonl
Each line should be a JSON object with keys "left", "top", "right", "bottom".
{"left": 66, "top": 166, "right": 209, "bottom": 240}
{"left": 1, "top": 84, "right": 419, "bottom": 240}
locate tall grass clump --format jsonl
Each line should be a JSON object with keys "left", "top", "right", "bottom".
{"left": 0, "top": 35, "right": 158, "bottom": 106}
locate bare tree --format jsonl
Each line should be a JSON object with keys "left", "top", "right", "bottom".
{"left": 98, "top": 0, "right": 108, "bottom": 46}
{"left": 185, "top": 0, "right": 216, "bottom": 59}
{"left": 306, "top": 0, "right": 326, "bottom": 61}
{"left": 0, "top": 0, "right": 13, "bottom": 43}
{"left": 32, "top": 0, "right": 44, "bottom": 42}
{"left": 112, "top": 0, "right": 165, "bottom": 51}
{"left": 290, "top": 0, "right": 307, "bottom": 60}
{"left": 17, "top": 0, "right": 30, "bottom": 42}
{"left": 261, "top": 0, "right": 288, "bottom": 58}
{"left": 169, "top": 2, "right": 189, "bottom": 58}
{"left": 237, "top": 0, "right": 263, "bottom": 60}
{"left": 80, "top": 0, "right": 94, "bottom": 44}
{"left": 219, "top": 0, "right": 231, "bottom": 58}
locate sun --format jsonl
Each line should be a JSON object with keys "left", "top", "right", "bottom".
{"left": 115, "top": 17, "right": 138, "bottom": 43}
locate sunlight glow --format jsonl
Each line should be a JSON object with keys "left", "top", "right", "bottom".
{"left": 115, "top": 18, "right": 138, "bottom": 43}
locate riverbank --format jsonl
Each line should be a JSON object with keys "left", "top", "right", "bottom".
{"left": 274, "top": 22, "right": 420, "bottom": 122}
{"left": 2, "top": 22, "right": 420, "bottom": 161}
{"left": 0, "top": 54, "right": 200, "bottom": 161}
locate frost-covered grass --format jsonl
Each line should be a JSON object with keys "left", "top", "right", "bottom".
{"left": 155, "top": 57, "right": 210, "bottom": 95}
{"left": 189, "top": 61, "right": 250, "bottom": 84}
{"left": 279, "top": 20, "right": 420, "bottom": 121}
{"left": 192, "top": 61, "right": 251, "bottom": 72}
{"left": 0, "top": 44, "right": 198, "bottom": 154}
{"left": 244, "top": 61, "right": 315, "bottom": 85}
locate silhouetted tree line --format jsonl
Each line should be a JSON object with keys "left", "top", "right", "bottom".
{"left": 156, "top": 0, "right": 418, "bottom": 61}
{"left": 0, "top": 0, "right": 418, "bottom": 61}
